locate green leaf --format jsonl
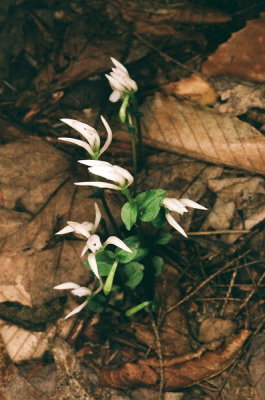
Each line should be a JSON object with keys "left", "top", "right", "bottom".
{"left": 87, "top": 294, "right": 107, "bottom": 313}
{"left": 151, "top": 207, "right": 167, "bottom": 228}
{"left": 135, "top": 189, "right": 166, "bottom": 222}
{"left": 122, "top": 262, "right": 144, "bottom": 288}
{"left": 115, "top": 236, "right": 148, "bottom": 263}
{"left": 125, "top": 301, "right": 153, "bottom": 317}
{"left": 121, "top": 202, "right": 138, "bottom": 230}
{"left": 96, "top": 251, "right": 116, "bottom": 276}
{"left": 154, "top": 231, "right": 172, "bottom": 245}
{"left": 152, "top": 256, "right": 165, "bottom": 276}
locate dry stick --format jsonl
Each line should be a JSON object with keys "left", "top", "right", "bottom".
{"left": 164, "top": 252, "right": 249, "bottom": 317}
{"left": 235, "top": 271, "right": 265, "bottom": 316}
{"left": 151, "top": 314, "right": 164, "bottom": 400}
{"left": 220, "top": 263, "right": 238, "bottom": 317}
{"left": 134, "top": 32, "right": 203, "bottom": 77}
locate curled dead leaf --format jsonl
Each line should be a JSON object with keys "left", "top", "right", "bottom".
{"left": 97, "top": 330, "right": 251, "bottom": 389}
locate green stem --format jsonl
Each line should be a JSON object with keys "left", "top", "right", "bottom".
{"left": 122, "top": 188, "right": 134, "bottom": 203}
{"left": 125, "top": 301, "right": 152, "bottom": 317}
{"left": 127, "top": 112, "right": 138, "bottom": 191}
{"left": 103, "top": 260, "right": 119, "bottom": 295}
{"left": 131, "top": 95, "right": 143, "bottom": 168}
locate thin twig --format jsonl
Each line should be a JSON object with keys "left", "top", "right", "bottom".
{"left": 220, "top": 264, "right": 238, "bottom": 316}
{"left": 164, "top": 252, "right": 249, "bottom": 316}
{"left": 151, "top": 314, "right": 164, "bottom": 400}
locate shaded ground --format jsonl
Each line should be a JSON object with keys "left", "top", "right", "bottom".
{"left": 0, "top": 1, "right": 265, "bottom": 399}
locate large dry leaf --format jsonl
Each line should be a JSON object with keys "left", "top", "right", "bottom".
{"left": 248, "top": 333, "right": 265, "bottom": 400}
{"left": 97, "top": 330, "right": 250, "bottom": 389}
{"left": 202, "top": 13, "right": 265, "bottom": 82}
{"left": 0, "top": 135, "right": 118, "bottom": 361}
{"left": 141, "top": 93, "right": 265, "bottom": 174}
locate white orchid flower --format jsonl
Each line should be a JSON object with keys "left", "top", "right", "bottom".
{"left": 105, "top": 57, "right": 138, "bottom": 102}
{"left": 58, "top": 115, "right": 112, "bottom": 159}
{"left": 53, "top": 282, "right": 91, "bottom": 319}
{"left": 75, "top": 160, "right": 134, "bottom": 191}
{"left": 86, "top": 234, "right": 132, "bottom": 279}
{"left": 163, "top": 197, "right": 207, "bottom": 237}
{"left": 56, "top": 203, "right": 102, "bottom": 257}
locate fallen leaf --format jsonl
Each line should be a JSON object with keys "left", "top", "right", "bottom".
{"left": 198, "top": 317, "right": 236, "bottom": 343}
{"left": 0, "top": 134, "right": 118, "bottom": 361}
{"left": 97, "top": 330, "right": 251, "bottom": 389}
{"left": 202, "top": 13, "right": 265, "bottom": 82}
{"left": 162, "top": 74, "right": 217, "bottom": 106}
{"left": 141, "top": 93, "right": 265, "bottom": 174}
{"left": 248, "top": 333, "right": 265, "bottom": 400}
{"left": 202, "top": 176, "right": 265, "bottom": 243}
{"left": 216, "top": 81, "right": 265, "bottom": 116}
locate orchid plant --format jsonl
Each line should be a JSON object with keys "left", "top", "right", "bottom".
{"left": 54, "top": 58, "right": 207, "bottom": 319}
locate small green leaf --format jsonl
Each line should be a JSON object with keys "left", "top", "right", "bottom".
{"left": 125, "top": 301, "right": 153, "bottom": 317}
{"left": 96, "top": 251, "right": 116, "bottom": 276}
{"left": 151, "top": 207, "right": 167, "bottom": 228}
{"left": 87, "top": 294, "right": 107, "bottom": 313}
{"left": 152, "top": 256, "right": 165, "bottom": 276}
{"left": 115, "top": 236, "right": 148, "bottom": 263}
{"left": 122, "top": 262, "right": 144, "bottom": 288}
{"left": 154, "top": 231, "right": 172, "bottom": 245}
{"left": 135, "top": 189, "right": 166, "bottom": 222}
{"left": 103, "top": 261, "right": 119, "bottom": 295}
{"left": 121, "top": 202, "right": 138, "bottom": 230}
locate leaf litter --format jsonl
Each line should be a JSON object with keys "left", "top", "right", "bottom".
{"left": 0, "top": 1, "right": 265, "bottom": 399}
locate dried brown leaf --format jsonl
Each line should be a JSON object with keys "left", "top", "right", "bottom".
{"left": 202, "top": 13, "right": 265, "bottom": 82}
{"left": 162, "top": 74, "right": 217, "bottom": 106}
{"left": 248, "top": 333, "right": 265, "bottom": 400}
{"left": 97, "top": 330, "right": 251, "bottom": 389}
{"left": 141, "top": 93, "right": 265, "bottom": 174}
{"left": 112, "top": 0, "right": 230, "bottom": 29}
{"left": 0, "top": 135, "right": 118, "bottom": 361}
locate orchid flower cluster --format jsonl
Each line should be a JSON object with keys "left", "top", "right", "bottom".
{"left": 54, "top": 58, "right": 207, "bottom": 319}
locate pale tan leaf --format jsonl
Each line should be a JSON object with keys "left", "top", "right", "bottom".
{"left": 162, "top": 74, "right": 217, "bottom": 106}
{"left": 141, "top": 93, "right": 265, "bottom": 174}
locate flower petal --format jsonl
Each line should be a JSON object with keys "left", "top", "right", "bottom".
{"left": 165, "top": 213, "right": 188, "bottom": 238}
{"left": 75, "top": 181, "right": 122, "bottom": 190}
{"left": 78, "top": 160, "right": 111, "bottom": 167}
{"left": 56, "top": 225, "right": 74, "bottom": 235}
{"left": 163, "top": 198, "right": 187, "bottom": 215}
{"left": 109, "top": 90, "right": 121, "bottom": 102}
{"left": 179, "top": 198, "right": 208, "bottom": 210}
{"left": 67, "top": 221, "right": 91, "bottom": 238}
{"left": 54, "top": 282, "right": 80, "bottom": 290}
{"left": 71, "top": 287, "right": 91, "bottom": 297}
{"left": 99, "top": 116, "right": 112, "bottom": 155}
{"left": 87, "top": 253, "right": 100, "bottom": 279}
{"left": 110, "top": 57, "right": 128, "bottom": 73}
{"left": 88, "top": 166, "right": 125, "bottom": 184}
{"left": 113, "top": 165, "right": 134, "bottom": 186}
{"left": 64, "top": 299, "right": 89, "bottom": 319}
{"left": 93, "top": 203, "right": 101, "bottom": 232}
{"left": 60, "top": 119, "right": 100, "bottom": 148}
{"left": 58, "top": 137, "right": 94, "bottom": 157}
{"left": 104, "top": 236, "right": 132, "bottom": 253}
{"left": 105, "top": 74, "right": 124, "bottom": 92}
